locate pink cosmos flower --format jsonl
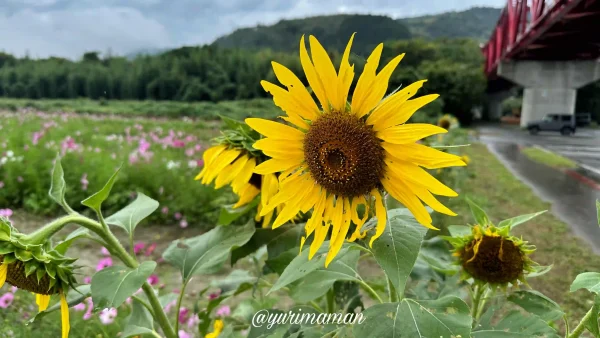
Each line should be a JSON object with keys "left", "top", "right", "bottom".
{"left": 32, "top": 132, "right": 44, "bottom": 145}
{"left": 0, "top": 209, "right": 12, "bottom": 218}
{"left": 187, "top": 315, "right": 200, "bottom": 329}
{"left": 161, "top": 207, "right": 169, "bottom": 215}
{"left": 99, "top": 308, "right": 118, "bottom": 325}
{"left": 208, "top": 291, "right": 221, "bottom": 300}
{"left": 83, "top": 298, "right": 94, "bottom": 320}
{"left": 96, "top": 257, "right": 113, "bottom": 271}
{"left": 0, "top": 293, "right": 14, "bottom": 308}
{"left": 178, "top": 330, "right": 192, "bottom": 338}
{"left": 185, "top": 148, "right": 195, "bottom": 157}
{"left": 145, "top": 243, "right": 157, "bottom": 256}
{"left": 100, "top": 247, "right": 110, "bottom": 256}
{"left": 172, "top": 140, "right": 185, "bottom": 148}
{"left": 179, "top": 219, "right": 188, "bottom": 229}
{"left": 10, "top": 286, "right": 17, "bottom": 293}
{"left": 216, "top": 305, "right": 231, "bottom": 317}
{"left": 174, "top": 212, "right": 182, "bottom": 220}
{"left": 73, "top": 303, "right": 86, "bottom": 311}
{"left": 138, "top": 139, "right": 151, "bottom": 154}
{"left": 83, "top": 276, "right": 91, "bottom": 284}
{"left": 81, "top": 174, "right": 89, "bottom": 191}
{"left": 134, "top": 242, "right": 146, "bottom": 255}
{"left": 147, "top": 274, "right": 159, "bottom": 286}
{"left": 178, "top": 307, "right": 190, "bottom": 324}
{"left": 164, "top": 300, "right": 177, "bottom": 313}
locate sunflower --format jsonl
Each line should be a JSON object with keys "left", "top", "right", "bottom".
{"left": 448, "top": 224, "right": 537, "bottom": 288}
{"left": 195, "top": 145, "right": 282, "bottom": 228}
{"left": 437, "top": 114, "right": 459, "bottom": 130}
{"left": 0, "top": 216, "right": 74, "bottom": 338}
{"left": 246, "top": 34, "right": 466, "bottom": 266}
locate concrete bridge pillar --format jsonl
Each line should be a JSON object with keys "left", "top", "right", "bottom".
{"left": 486, "top": 90, "right": 513, "bottom": 121}
{"left": 498, "top": 61, "right": 600, "bottom": 127}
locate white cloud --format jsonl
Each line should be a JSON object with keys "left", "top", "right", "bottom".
{"left": 0, "top": 6, "right": 172, "bottom": 59}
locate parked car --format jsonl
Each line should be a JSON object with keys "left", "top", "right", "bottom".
{"left": 576, "top": 113, "right": 592, "bottom": 127}
{"left": 526, "top": 114, "right": 576, "bottom": 135}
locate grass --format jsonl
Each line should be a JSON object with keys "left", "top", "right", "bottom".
{"left": 521, "top": 146, "right": 578, "bottom": 169}
{"left": 0, "top": 97, "right": 281, "bottom": 120}
{"left": 435, "top": 143, "right": 600, "bottom": 325}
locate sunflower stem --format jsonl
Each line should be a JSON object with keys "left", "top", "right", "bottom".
{"left": 358, "top": 280, "right": 384, "bottom": 304}
{"left": 471, "top": 284, "right": 485, "bottom": 327}
{"left": 326, "top": 288, "right": 335, "bottom": 313}
{"left": 568, "top": 306, "right": 595, "bottom": 338}
{"left": 21, "top": 214, "right": 81, "bottom": 245}
{"left": 387, "top": 278, "right": 398, "bottom": 303}
{"left": 69, "top": 214, "right": 178, "bottom": 338}
{"left": 174, "top": 280, "right": 188, "bottom": 333}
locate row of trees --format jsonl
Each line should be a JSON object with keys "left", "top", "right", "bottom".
{"left": 0, "top": 38, "right": 486, "bottom": 124}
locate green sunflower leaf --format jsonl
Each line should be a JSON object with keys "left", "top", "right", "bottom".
{"left": 584, "top": 294, "right": 600, "bottom": 337}
{"left": 105, "top": 192, "right": 159, "bottom": 235}
{"left": 162, "top": 220, "right": 255, "bottom": 282}
{"left": 472, "top": 310, "right": 559, "bottom": 337}
{"left": 466, "top": 197, "right": 491, "bottom": 226}
{"left": 24, "top": 262, "right": 38, "bottom": 277}
{"left": 81, "top": 165, "right": 122, "bottom": 213}
{"left": 121, "top": 297, "right": 156, "bottom": 338}
{"left": 570, "top": 272, "right": 600, "bottom": 294}
{"left": 507, "top": 290, "right": 564, "bottom": 322}
{"left": 55, "top": 228, "right": 91, "bottom": 255}
{"left": 48, "top": 154, "right": 71, "bottom": 212}
{"left": 218, "top": 198, "right": 259, "bottom": 226}
{"left": 14, "top": 248, "right": 33, "bottom": 262}
{"left": 353, "top": 296, "right": 471, "bottom": 338}
{"left": 91, "top": 261, "right": 157, "bottom": 309}
{"left": 498, "top": 210, "right": 547, "bottom": 230}
{"left": 231, "top": 223, "right": 302, "bottom": 265}
{"left": 0, "top": 218, "right": 11, "bottom": 241}
{"left": 448, "top": 225, "right": 472, "bottom": 237}
{"left": 370, "top": 210, "right": 428, "bottom": 298}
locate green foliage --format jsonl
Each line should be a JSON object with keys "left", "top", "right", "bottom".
{"left": 91, "top": 261, "right": 157, "bottom": 309}
{"left": 105, "top": 192, "right": 159, "bottom": 235}
{"left": 121, "top": 298, "right": 156, "bottom": 337}
{"left": 81, "top": 166, "right": 122, "bottom": 213}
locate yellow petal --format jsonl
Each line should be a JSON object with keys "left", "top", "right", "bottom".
{"left": 309, "top": 222, "right": 330, "bottom": 260}
{"left": 348, "top": 196, "right": 369, "bottom": 241}
{"left": 326, "top": 198, "right": 352, "bottom": 267}
{"left": 300, "top": 35, "right": 329, "bottom": 112}
{"left": 335, "top": 33, "right": 355, "bottom": 112}
{"left": 214, "top": 155, "right": 249, "bottom": 189}
{"left": 373, "top": 94, "right": 440, "bottom": 131}
{"left": 384, "top": 143, "right": 466, "bottom": 170}
{"left": 254, "top": 157, "right": 302, "bottom": 175}
{"left": 271, "top": 177, "right": 314, "bottom": 228}
{"left": 369, "top": 190, "right": 387, "bottom": 247}
{"left": 0, "top": 262, "right": 7, "bottom": 289}
{"left": 377, "top": 124, "right": 447, "bottom": 144}
{"left": 231, "top": 158, "right": 256, "bottom": 193}
{"left": 246, "top": 118, "right": 305, "bottom": 140}
{"left": 382, "top": 177, "right": 438, "bottom": 230}
{"left": 271, "top": 62, "right": 320, "bottom": 120}
{"left": 305, "top": 191, "right": 327, "bottom": 237}
{"left": 36, "top": 294, "right": 51, "bottom": 312}
{"left": 202, "top": 149, "right": 241, "bottom": 184}
{"left": 298, "top": 185, "right": 321, "bottom": 214}
{"left": 233, "top": 184, "right": 260, "bottom": 208}
{"left": 60, "top": 292, "right": 70, "bottom": 338}
{"left": 403, "top": 180, "right": 457, "bottom": 216}
{"left": 253, "top": 138, "right": 304, "bottom": 160}
{"left": 194, "top": 145, "right": 227, "bottom": 180}
{"left": 328, "top": 197, "right": 345, "bottom": 244}
{"left": 260, "top": 173, "right": 305, "bottom": 216}
{"left": 309, "top": 35, "right": 339, "bottom": 111}
{"left": 352, "top": 43, "right": 383, "bottom": 116}
{"left": 366, "top": 80, "right": 427, "bottom": 127}
{"left": 384, "top": 159, "right": 457, "bottom": 196}
{"left": 357, "top": 53, "right": 405, "bottom": 118}
{"left": 261, "top": 80, "right": 317, "bottom": 123}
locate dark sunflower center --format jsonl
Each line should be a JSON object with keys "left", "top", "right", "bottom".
{"left": 438, "top": 119, "right": 451, "bottom": 130}
{"left": 1, "top": 257, "right": 56, "bottom": 295}
{"left": 460, "top": 235, "right": 524, "bottom": 284}
{"left": 304, "top": 111, "right": 385, "bottom": 197}
{"left": 249, "top": 173, "right": 262, "bottom": 189}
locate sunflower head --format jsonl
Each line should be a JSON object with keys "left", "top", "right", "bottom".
{"left": 447, "top": 224, "right": 537, "bottom": 288}
{"left": 0, "top": 216, "right": 77, "bottom": 295}
{"left": 245, "top": 33, "right": 466, "bottom": 266}
{"left": 437, "top": 114, "right": 458, "bottom": 130}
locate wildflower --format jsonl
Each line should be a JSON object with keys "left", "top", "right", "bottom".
{"left": 178, "top": 330, "right": 192, "bottom": 338}
{"left": 17, "top": 176, "right": 23, "bottom": 183}
{"left": 161, "top": 207, "right": 169, "bottom": 215}
{"left": 179, "top": 307, "right": 190, "bottom": 324}
{"left": 83, "top": 276, "right": 91, "bottom": 284}
{"left": 208, "top": 290, "right": 220, "bottom": 300}
{"left": 100, "top": 247, "right": 110, "bottom": 256}
{"left": 133, "top": 242, "right": 146, "bottom": 255}
{"left": 216, "top": 305, "right": 230, "bottom": 317}
{"left": 164, "top": 299, "right": 177, "bottom": 313}
{"left": 138, "top": 139, "right": 151, "bottom": 154}
{"left": 10, "top": 286, "right": 17, "bottom": 293}
{"left": 0, "top": 292, "right": 14, "bottom": 308}
{"left": 81, "top": 174, "right": 89, "bottom": 191}
{"left": 185, "top": 148, "right": 195, "bottom": 157}
{"left": 145, "top": 243, "right": 157, "bottom": 256}
{"left": 179, "top": 219, "right": 188, "bottom": 229}
{"left": 0, "top": 182, "right": 4, "bottom": 189}
{"left": 174, "top": 212, "right": 182, "bottom": 220}
{"left": 99, "top": 308, "right": 117, "bottom": 324}
{"left": 206, "top": 319, "right": 224, "bottom": 338}
{"left": 167, "top": 160, "right": 181, "bottom": 170}
{"left": 0, "top": 209, "right": 12, "bottom": 219}
{"left": 96, "top": 257, "right": 113, "bottom": 271}
{"left": 147, "top": 274, "right": 159, "bottom": 286}
{"left": 73, "top": 302, "right": 86, "bottom": 312}
{"left": 187, "top": 160, "right": 198, "bottom": 169}
{"left": 246, "top": 34, "right": 464, "bottom": 266}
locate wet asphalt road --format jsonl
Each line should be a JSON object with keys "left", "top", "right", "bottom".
{"left": 477, "top": 125, "right": 600, "bottom": 252}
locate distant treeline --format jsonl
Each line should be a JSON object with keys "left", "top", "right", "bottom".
{"left": 0, "top": 38, "right": 487, "bottom": 123}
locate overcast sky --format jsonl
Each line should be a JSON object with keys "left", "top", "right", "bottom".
{"left": 0, "top": 0, "right": 504, "bottom": 59}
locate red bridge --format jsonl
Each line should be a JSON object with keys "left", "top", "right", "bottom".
{"left": 482, "top": 0, "right": 600, "bottom": 126}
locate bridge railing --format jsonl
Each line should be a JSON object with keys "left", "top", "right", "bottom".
{"left": 483, "top": 0, "right": 575, "bottom": 76}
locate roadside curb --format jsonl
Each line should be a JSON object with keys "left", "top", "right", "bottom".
{"left": 532, "top": 145, "right": 600, "bottom": 190}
